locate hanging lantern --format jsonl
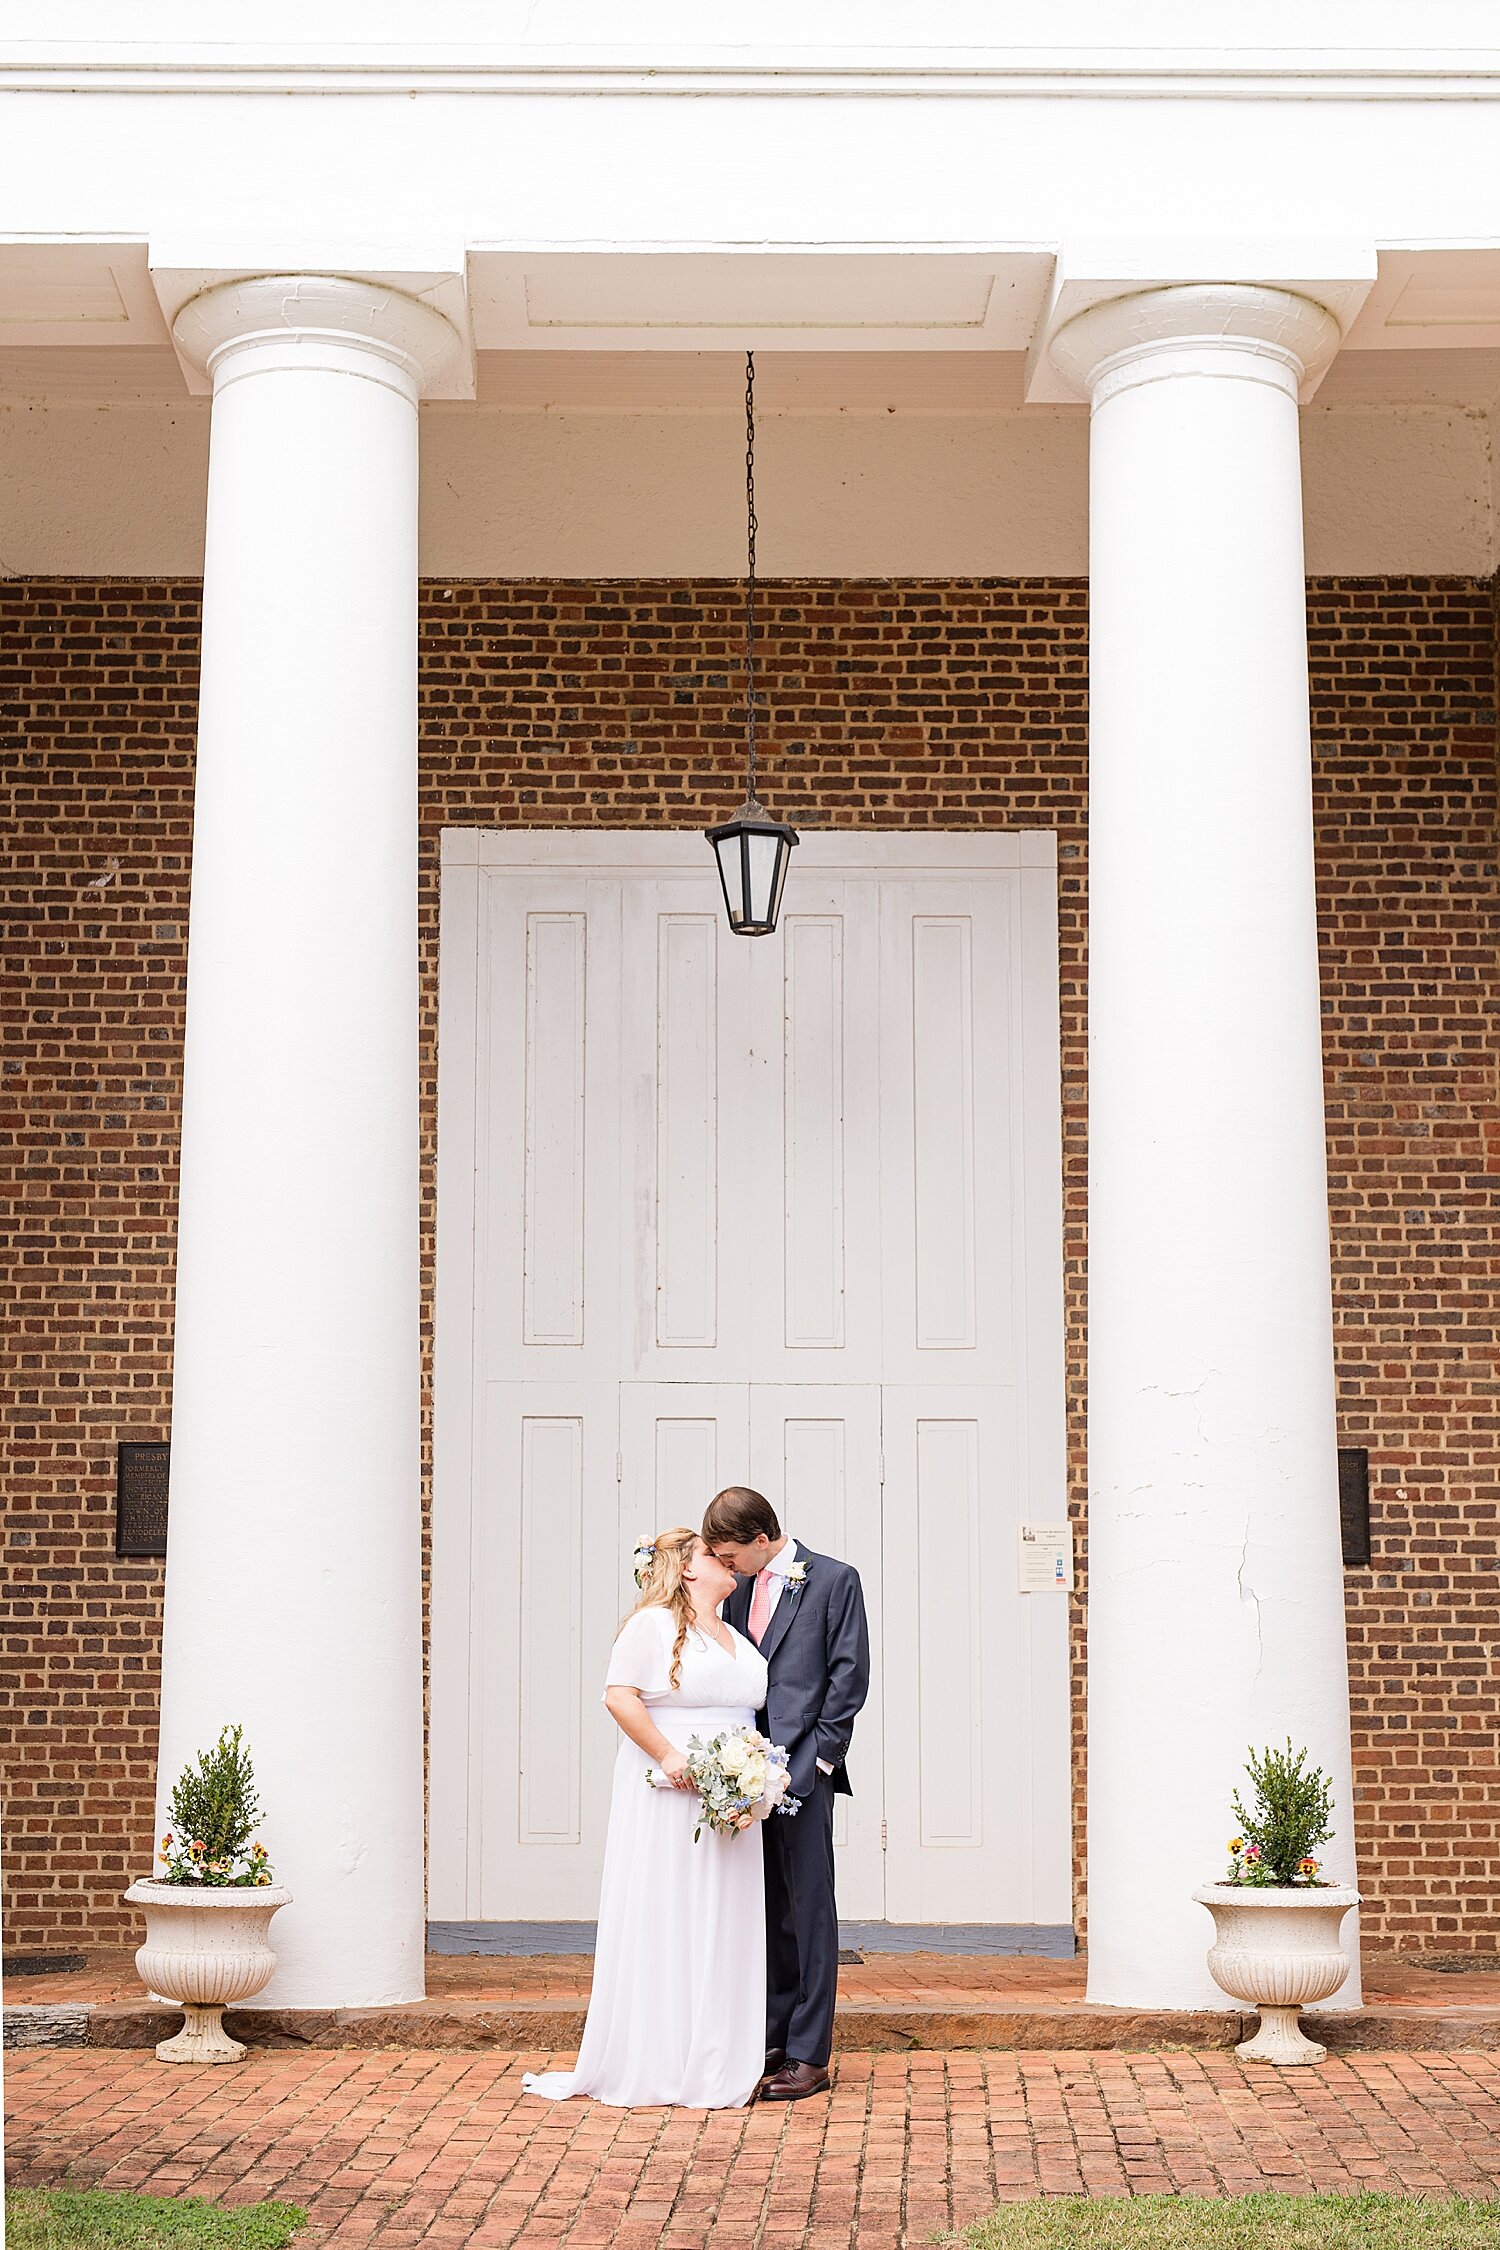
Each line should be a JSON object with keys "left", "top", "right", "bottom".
{"left": 705, "top": 351, "right": 798, "bottom": 935}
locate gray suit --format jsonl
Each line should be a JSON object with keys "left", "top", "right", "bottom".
{"left": 726, "top": 1546, "right": 870, "bottom": 2067}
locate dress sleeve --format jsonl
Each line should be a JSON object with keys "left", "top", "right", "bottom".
{"left": 604, "top": 1608, "right": 673, "bottom": 1697}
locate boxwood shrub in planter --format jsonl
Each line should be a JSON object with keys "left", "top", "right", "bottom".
{"left": 124, "top": 1725, "right": 290, "bottom": 2064}
{"left": 1193, "top": 1741, "right": 1360, "bottom": 2066}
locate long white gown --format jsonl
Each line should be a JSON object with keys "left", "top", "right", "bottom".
{"left": 523, "top": 1606, "right": 769, "bottom": 2109}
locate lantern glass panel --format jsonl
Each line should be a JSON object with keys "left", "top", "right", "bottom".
{"left": 745, "top": 829, "right": 781, "bottom": 928}
{"left": 711, "top": 830, "right": 745, "bottom": 927}
{"left": 766, "top": 834, "right": 791, "bottom": 926}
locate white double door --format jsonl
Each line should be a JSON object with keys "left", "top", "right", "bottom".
{"left": 431, "top": 832, "right": 1071, "bottom": 1928}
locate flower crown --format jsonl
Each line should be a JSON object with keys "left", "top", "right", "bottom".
{"left": 631, "top": 1536, "right": 657, "bottom": 1589}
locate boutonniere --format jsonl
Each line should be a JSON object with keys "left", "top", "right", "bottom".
{"left": 785, "top": 1561, "right": 809, "bottom": 1589}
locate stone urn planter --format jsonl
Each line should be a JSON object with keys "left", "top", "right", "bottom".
{"left": 1193, "top": 1882, "right": 1361, "bottom": 2064}
{"left": 123, "top": 1880, "right": 291, "bottom": 2063}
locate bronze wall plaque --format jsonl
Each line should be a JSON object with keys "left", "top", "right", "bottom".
{"left": 1338, "top": 1446, "right": 1371, "bottom": 1568}
{"left": 117, "top": 1440, "right": 169, "bottom": 1557}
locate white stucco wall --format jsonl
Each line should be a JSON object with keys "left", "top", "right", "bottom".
{"left": 1, "top": 395, "right": 1490, "bottom": 578}
{"left": 1301, "top": 406, "right": 1494, "bottom": 575}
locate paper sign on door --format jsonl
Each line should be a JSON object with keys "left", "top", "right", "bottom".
{"left": 1018, "top": 1520, "right": 1073, "bottom": 1593}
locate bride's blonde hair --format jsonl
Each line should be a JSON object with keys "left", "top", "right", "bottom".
{"left": 627, "top": 1525, "right": 701, "bottom": 1690}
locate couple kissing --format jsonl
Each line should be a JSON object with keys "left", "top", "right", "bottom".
{"left": 524, "top": 1487, "right": 871, "bottom": 2110}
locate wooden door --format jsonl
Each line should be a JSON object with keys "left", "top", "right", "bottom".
{"left": 431, "top": 833, "right": 1070, "bottom": 1932}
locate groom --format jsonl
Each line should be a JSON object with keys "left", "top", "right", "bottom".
{"left": 704, "top": 1486, "right": 871, "bottom": 2101}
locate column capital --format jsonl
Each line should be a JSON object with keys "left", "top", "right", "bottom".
{"left": 173, "top": 273, "right": 461, "bottom": 403}
{"left": 1048, "top": 283, "right": 1342, "bottom": 409}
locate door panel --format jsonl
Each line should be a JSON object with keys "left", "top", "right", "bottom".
{"left": 880, "top": 1384, "right": 1068, "bottom": 1924}
{"left": 472, "top": 1382, "right": 621, "bottom": 1921}
{"left": 477, "top": 872, "right": 623, "bottom": 1385}
{"left": 742, "top": 878, "right": 884, "bottom": 1382}
{"left": 521, "top": 912, "right": 588, "bottom": 1348}
{"left": 620, "top": 882, "right": 754, "bottom": 1380}
{"left": 619, "top": 1383, "right": 751, "bottom": 1590}
{"left": 877, "top": 877, "right": 1018, "bottom": 1386}
{"left": 749, "top": 1386, "right": 885, "bottom": 1916}
{"left": 781, "top": 917, "right": 847, "bottom": 1351}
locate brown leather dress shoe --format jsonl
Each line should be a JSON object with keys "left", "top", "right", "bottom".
{"left": 761, "top": 2047, "right": 787, "bottom": 2080}
{"left": 758, "top": 2059, "right": 831, "bottom": 2102}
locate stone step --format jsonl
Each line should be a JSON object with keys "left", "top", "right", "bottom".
{"left": 9, "top": 1996, "right": 1500, "bottom": 2055}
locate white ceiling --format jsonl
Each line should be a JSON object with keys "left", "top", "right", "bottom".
{"left": 3, "top": 242, "right": 1500, "bottom": 409}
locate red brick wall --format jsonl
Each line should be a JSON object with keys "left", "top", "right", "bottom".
{"left": 1310, "top": 582, "right": 1500, "bottom": 1951}
{"left": 4, "top": 584, "right": 197, "bottom": 1954}
{"left": 2, "top": 576, "right": 1495, "bottom": 1957}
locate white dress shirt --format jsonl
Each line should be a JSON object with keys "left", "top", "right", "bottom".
{"left": 745, "top": 1539, "right": 834, "bottom": 1776}
{"left": 753, "top": 1535, "right": 802, "bottom": 1626}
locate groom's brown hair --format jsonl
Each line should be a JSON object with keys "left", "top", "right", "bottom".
{"left": 703, "top": 1486, "right": 781, "bottom": 1545}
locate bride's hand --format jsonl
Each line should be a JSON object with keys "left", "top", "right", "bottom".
{"left": 658, "top": 1748, "right": 694, "bottom": 1792}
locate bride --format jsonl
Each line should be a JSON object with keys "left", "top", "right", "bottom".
{"left": 523, "top": 1526, "right": 769, "bottom": 2109}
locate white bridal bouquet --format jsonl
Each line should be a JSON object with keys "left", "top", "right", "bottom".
{"left": 648, "top": 1727, "right": 802, "bottom": 1841}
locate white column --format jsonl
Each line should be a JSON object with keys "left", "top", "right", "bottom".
{"left": 1050, "top": 286, "right": 1361, "bottom": 2009}
{"left": 157, "top": 277, "right": 457, "bottom": 2006}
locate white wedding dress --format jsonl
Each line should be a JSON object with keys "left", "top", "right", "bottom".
{"left": 523, "top": 1606, "right": 769, "bottom": 2109}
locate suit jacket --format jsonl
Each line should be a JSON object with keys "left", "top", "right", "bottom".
{"left": 725, "top": 1547, "right": 871, "bottom": 1801}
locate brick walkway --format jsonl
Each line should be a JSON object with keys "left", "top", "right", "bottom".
{"left": 10, "top": 2048, "right": 1500, "bottom": 2246}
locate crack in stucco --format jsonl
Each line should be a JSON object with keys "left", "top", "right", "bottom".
{"left": 1139, "top": 1371, "right": 1223, "bottom": 1453}
{"left": 1235, "top": 1519, "right": 1265, "bottom": 1684}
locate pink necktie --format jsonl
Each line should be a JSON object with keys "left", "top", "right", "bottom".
{"left": 748, "top": 1569, "right": 773, "bottom": 1645}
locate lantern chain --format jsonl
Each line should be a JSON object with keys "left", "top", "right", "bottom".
{"left": 744, "top": 348, "right": 759, "bottom": 804}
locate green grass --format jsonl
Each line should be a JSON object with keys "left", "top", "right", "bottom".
{"left": 5, "top": 2193, "right": 308, "bottom": 2250}
{"left": 966, "top": 2193, "right": 1500, "bottom": 2249}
